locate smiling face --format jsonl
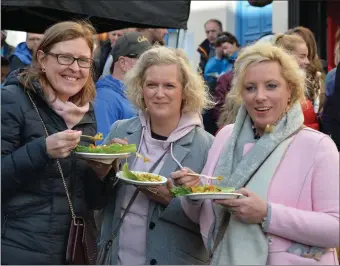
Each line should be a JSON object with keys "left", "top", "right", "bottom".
{"left": 142, "top": 64, "right": 183, "bottom": 122}
{"left": 37, "top": 38, "right": 92, "bottom": 101}
{"left": 292, "top": 42, "right": 310, "bottom": 70}
{"left": 241, "top": 61, "right": 292, "bottom": 134}
{"left": 222, "top": 41, "right": 238, "bottom": 57}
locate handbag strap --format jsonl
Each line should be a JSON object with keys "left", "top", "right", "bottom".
{"left": 26, "top": 91, "right": 76, "bottom": 219}
{"left": 110, "top": 188, "right": 140, "bottom": 239}
{"left": 108, "top": 147, "right": 169, "bottom": 239}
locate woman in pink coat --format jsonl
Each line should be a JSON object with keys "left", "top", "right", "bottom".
{"left": 173, "top": 41, "right": 339, "bottom": 265}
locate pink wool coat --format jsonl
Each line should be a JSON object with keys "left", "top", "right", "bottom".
{"left": 183, "top": 125, "right": 340, "bottom": 265}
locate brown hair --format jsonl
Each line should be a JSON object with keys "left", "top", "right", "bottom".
{"left": 19, "top": 20, "right": 96, "bottom": 106}
{"left": 216, "top": 32, "right": 240, "bottom": 47}
{"left": 335, "top": 28, "right": 340, "bottom": 65}
{"left": 286, "top": 26, "right": 325, "bottom": 109}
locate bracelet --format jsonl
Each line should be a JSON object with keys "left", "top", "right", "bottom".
{"left": 260, "top": 215, "right": 267, "bottom": 230}
{"left": 260, "top": 202, "right": 271, "bottom": 231}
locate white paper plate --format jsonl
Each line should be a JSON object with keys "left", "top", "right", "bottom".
{"left": 116, "top": 171, "right": 167, "bottom": 186}
{"left": 74, "top": 152, "right": 130, "bottom": 164}
{"left": 185, "top": 192, "right": 244, "bottom": 200}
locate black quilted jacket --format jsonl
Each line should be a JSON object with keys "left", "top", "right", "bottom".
{"left": 1, "top": 71, "right": 107, "bottom": 264}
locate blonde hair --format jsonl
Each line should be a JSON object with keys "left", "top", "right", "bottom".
{"left": 232, "top": 41, "right": 306, "bottom": 106}
{"left": 272, "top": 33, "right": 306, "bottom": 53}
{"left": 217, "top": 89, "right": 241, "bottom": 127}
{"left": 287, "top": 26, "right": 325, "bottom": 109}
{"left": 125, "top": 46, "right": 214, "bottom": 113}
{"left": 19, "top": 20, "right": 96, "bottom": 106}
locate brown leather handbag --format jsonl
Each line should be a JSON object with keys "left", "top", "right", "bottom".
{"left": 65, "top": 214, "right": 97, "bottom": 265}
{"left": 27, "top": 92, "right": 97, "bottom": 265}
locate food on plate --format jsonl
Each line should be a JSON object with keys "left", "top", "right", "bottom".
{"left": 170, "top": 185, "right": 235, "bottom": 197}
{"left": 75, "top": 143, "right": 137, "bottom": 154}
{"left": 81, "top": 132, "right": 104, "bottom": 141}
{"left": 122, "top": 163, "right": 162, "bottom": 182}
{"left": 136, "top": 152, "right": 151, "bottom": 163}
{"left": 92, "top": 132, "right": 104, "bottom": 141}
{"left": 75, "top": 133, "right": 151, "bottom": 162}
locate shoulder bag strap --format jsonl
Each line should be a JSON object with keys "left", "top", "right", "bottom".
{"left": 110, "top": 148, "right": 169, "bottom": 238}
{"left": 26, "top": 91, "right": 77, "bottom": 219}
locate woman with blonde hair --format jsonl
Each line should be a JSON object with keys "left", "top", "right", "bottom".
{"left": 1, "top": 21, "right": 113, "bottom": 264}
{"left": 287, "top": 26, "right": 325, "bottom": 111}
{"left": 97, "top": 46, "right": 214, "bottom": 264}
{"left": 175, "top": 41, "right": 339, "bottom": 265}
{"left": 273, "top": 33, "right": 319, "bottom": 130}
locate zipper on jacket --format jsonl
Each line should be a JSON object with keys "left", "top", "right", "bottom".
{"left": 2, "top": 214, "right": 8, "bottom": 235}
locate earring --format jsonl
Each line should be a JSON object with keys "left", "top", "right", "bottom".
{"left": 264, "top": 124, "right": 274, "bottom": 133}
{"left": 41, "top": 68, "right": 46, "bottom": 72}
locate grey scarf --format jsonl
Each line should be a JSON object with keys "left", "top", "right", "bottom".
{"left": 210, "top": 102, "right": 304, "bottom": 264}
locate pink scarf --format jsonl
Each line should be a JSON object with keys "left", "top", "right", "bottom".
{"left": 41, "top": 83, "right": 90, "bottom": 129}
{"left": 46, "top": 93, "right": 89, "bottom": 130}
{"left": 50, "top": 98, "right": 89, "bottom": 129}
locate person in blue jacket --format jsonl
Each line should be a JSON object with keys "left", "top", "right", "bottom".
{"left": 9, "top": 33, "right": 43, "bottom": 72}
{"left": 203, "top": 33, "right": 230, "bottom": 89}
{"left": 204, "top": 32, "right": 240, "bottom": 93}
{"left": 94, "top": 32, "right": 152, "bottom": 143}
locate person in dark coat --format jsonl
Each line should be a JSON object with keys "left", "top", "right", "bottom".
{"left": 94, "top": 29, "right": 126, "bottom": 80}
{"left": 197, "top": 19, "right": 223, "bottom": 74}
{"left": 1, "top": 56, "right": 10, "bottom": 84}
{"left": 9, "top": 32, "right": 43, "bottom": 72}
{"left": 322, "top": 62, "right": 340, "bottom": 150}
{"left": 1, "top": 21, "right": 116, "bottom": 265}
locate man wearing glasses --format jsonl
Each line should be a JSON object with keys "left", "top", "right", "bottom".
{"left": 94, "top": 32, "right": 152, "bottom": 143}
{"left": 9, "top": 33, "right": 43, "bottom": 72}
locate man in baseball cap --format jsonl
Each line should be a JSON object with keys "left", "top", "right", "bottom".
{"left": 111, "top": 31, "right": 152, "bottom": 66}
{"left": 94, "top": 32, "right": 152, "bottom": 142}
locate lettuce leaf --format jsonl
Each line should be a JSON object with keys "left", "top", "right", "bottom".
{"left": 122, "top": 162, "right": 138, "bottom": 180}
{"left": 75, "top": 143, "right": 137, "bottom": 154}
{"left": 170, "top": 186, "right": 192, "bottom": 197}
{"left": 220, "top": 187, "right": 235, "bottom": 193}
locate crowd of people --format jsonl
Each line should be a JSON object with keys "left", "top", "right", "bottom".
{"left": 1, "top": 17, "right": 339, "bottom": 265}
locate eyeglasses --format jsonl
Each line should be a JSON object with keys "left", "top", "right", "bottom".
{"left": 46, "top": 52, "right": 94, "bottom": 68}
